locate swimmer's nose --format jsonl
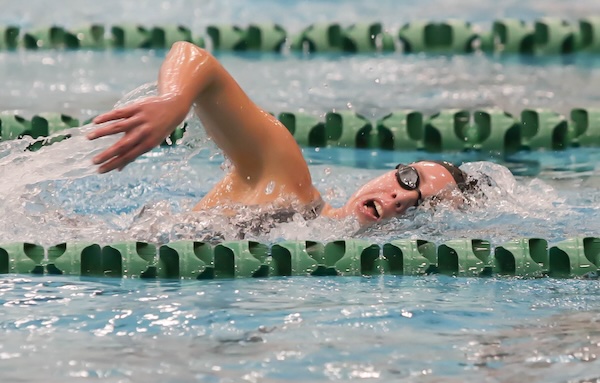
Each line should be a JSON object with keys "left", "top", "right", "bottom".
{"left": 390, "top": 191, "right": 414, "bottom": 215}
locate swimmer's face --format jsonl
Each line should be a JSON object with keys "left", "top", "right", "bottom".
{"left": 344, "top": 161, "right": 459, "bottom": 226}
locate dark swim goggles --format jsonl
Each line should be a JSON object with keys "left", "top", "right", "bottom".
{"left": 395, "top": 164, "right": 423, "bottom": 206}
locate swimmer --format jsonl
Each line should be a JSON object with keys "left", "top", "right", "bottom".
{"left": 88, "top": 41, "right": 478, "bottom": 227}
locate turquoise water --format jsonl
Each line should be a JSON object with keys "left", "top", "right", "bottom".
{"left": 1, "top": 0, "right": 600, "bottom": 381}
{"left": 2, "top": 276, "right": 600, "bottom": 382}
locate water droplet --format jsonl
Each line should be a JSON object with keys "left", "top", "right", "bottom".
{"left": 265, "top": 181, "right": 275, "bottom": 195}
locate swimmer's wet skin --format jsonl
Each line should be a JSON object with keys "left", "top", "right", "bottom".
{"left": 88, "top": 41, "right": 471, "bottom": 227}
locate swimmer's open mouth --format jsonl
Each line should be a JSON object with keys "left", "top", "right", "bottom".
{"left": 364, "top": 199, "right": 382, "bottom": 220}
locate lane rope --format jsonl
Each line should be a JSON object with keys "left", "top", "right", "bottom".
{"left": 1, "top": 18, "right": 600, "bottom": 55}
{"left": 1, "top": 237, "right": 598, "bottom": 279}
{"left": 2, "top": 108, "right": 599, "bottom": 153}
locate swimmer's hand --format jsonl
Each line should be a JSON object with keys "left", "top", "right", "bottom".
{"left": 88, "top": 95, "right": 188, "bottom": 173}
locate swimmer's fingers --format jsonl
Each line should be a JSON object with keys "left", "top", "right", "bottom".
{"left": 94, "top": 126, "right": 160, "bottom": 173}
{"left": 92, "top": 105, "right": 136, "bottom": 125}
{"left": 94, "top": 130, "right": 143, "bottom": 172}
{"left": 87, "top": 112, "right": 143, "bottom": 140}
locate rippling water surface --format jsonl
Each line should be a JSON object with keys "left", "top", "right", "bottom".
{"left": 1, "top": 0, "right": 600, "bottom": 381}
{"left": 2, "top": 275, "right": 600, "bottom": 382}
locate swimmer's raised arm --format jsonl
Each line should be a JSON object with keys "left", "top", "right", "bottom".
{"left": 88, "top": 41, "right": 309, "bottom": 190}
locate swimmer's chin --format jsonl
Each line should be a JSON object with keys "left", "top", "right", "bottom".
{"left": 320, "top": 203, "right": 381, "bottom": 228}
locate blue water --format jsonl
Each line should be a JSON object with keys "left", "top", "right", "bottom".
{"left": 2, "top": 275, "right": 599, "bottom": 382}
{"left": 1, "top": 0, "right": 600, "bottom": 381}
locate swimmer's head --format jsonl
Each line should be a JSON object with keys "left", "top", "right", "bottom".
{"left": 337, "top": 160, "right": 478, "bottom": 226}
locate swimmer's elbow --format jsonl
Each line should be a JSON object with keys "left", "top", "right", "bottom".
{"left": 171, "top": 41, "right": 201, "bottom": 53}
{"left": 170, "top": 41, "right": 212, "bottom": 62}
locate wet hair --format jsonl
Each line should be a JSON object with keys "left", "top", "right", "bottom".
{"left": 431, "top": 160, "right": 489, "bottom": 200}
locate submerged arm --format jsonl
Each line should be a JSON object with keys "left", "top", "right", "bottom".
{"left": 88, "top": 41, "right": 308, "bottom": 188}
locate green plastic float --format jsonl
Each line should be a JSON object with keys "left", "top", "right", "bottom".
{"left": 423, "top": 109, "right": 471, "bottom": 152}
{"left": 549, "top": 237, "right": 600, "bottom": 278}
{"left": 570, "top": 108, "right": 600, "bottom": 147}
{"left": 291, "top": 23, "right": 343, "bottom": 52}
{"left": 2, "top": 18, "right": 600, "bottom": 55}
{"left": 0, "top": 25, "right": 19, "bottom": 50}
{"left": 3, "top": 237, "right": 597, "bottom": 279}
{"left": 21, "top": 26, "right": 76, "bottom": 49}
{"left": 437, "top": 239, "right": 493, "bottom": 277}
{"left": 494, "top": 238, "right": 548, "bottom": 277}
{"left": 0, "top": 112, "right": 32, "bottom": 140}
{"left": 151, "top": 25, "right": 193, "bottom": 48}
{"left": 213, "top": 241, "right": 270, "bottom": 278}
{"left": 324, "top": 111, "right": 372, "bottom": 148}
{"left": 159, "top": 241, "right": 214, "bottom": 279}
{"left": 341, "top": 23, "right": 395, "bottom": 53}
{"left": 398, "top": 20, "right": 478, "bottom": 53}
{"left": 246, "top": 23, "right": 287, "bottom": 52}
{"left": 382, "top": 239, "right": 437, "bottom": 275}
{"left": 492, "top": 19, "right": 535, "bottom": 54}
{"left": 520, "top": 109, "right": 569, "bottom": 150}
{"left": 473, "top": 109, "right": 521, "bottom": 154}
{"left": 579, "top": 17, "right": 600, "bottom": 52}
{"left": 376, "top": 111, "right": 424, "bottom": 151}
{"left": 2, "top": 107, "right": 600, "bottom": 152}
{"left": 278, "top": 112, "right": 325, "bottom": 147}
{"left": 533, "top": 18, "right": 578, "bottom": 55}
{"left": 270, "top": 241, "right": 322, "bottom": 276}
{"left": 110, "top": 24, "right": 153, "bottom": 49}
{"left": 206, "top": 25, "right": 247, "bottom": 51}
{"left": 67, "top": 25, "right": 106, "bottom": 49}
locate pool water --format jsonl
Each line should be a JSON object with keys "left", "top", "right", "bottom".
{"left": 2, "top": 275, "right": 600, "bottom": 382}
{"left": 1, "top": 0, "right": 600, "bottom": 381}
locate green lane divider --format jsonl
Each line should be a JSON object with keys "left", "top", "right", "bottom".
{"left": 214, "top": 240, "right": 270, "bottom": 278}
{"left": 494, "top": 238, "right": 548, "bottom": 277}
{"left": 493, "top": 19, "right": 535, "bottom": 54}
{"left": 0, "top": 25, "right": 19, "bottom": 49}
{"left": 0, "top": 112, "right": 32, "bottom": 140}
{"left": 69, "top": 25, "right": 106, "bottom": 49}
{"left": 1, "top": 242, "right": 46, "bottom": 274}
{"left": 520, "top": 109, "right": 569, "bottom": 150}
{"left": 158, "top": 241, "right": 214, "bottom": 279}
{"left": 423, "top": 109, "right": 471, "bottom": 152}
{"left": 246, "top": 23, "right": 287, "bottom": 52}
{"left": 278, "top": 112, "right": 325, "bottom": 147}
{"left": 399, "top": 20, "right": 478, "bottom": 53}
{"left": 290, "top": 22, "right": 343, "bottom": 52}
{"left": 2, "top": 108, "right": 600, "bottom": 152}
{"left": 1, "top": 237, "right": 598, "bottom": 279}
{"left": 207, "top": 25, "right": 247, "bottom": 51}
{"left": 549, "top": 237, "right": 600, "bottom": 278}
{"left": 0, "top": 112, "right": 186, "bottom": 149}
{"left": 376, "top": 111, "right": 424, "bottom": 151}
{"left": 270, "top": 240, "right": 322, "bottom": 276}
{"left": 437, "top": 239, "right": 493, "bottom": 277}
{"left": 342, "top": 23, "right": 395, "bottom": 53}
{"left": 2, "top": 17, "right": 600, "bottom": 54}
{"left": 382, "top": 239, "right": 437, "bottom": 275}
{"left": 580, "top": 17, "right": 600, "bottom": 52}
{"left": 570, "top": 108, "right": 600, "bottom": 147}
{"left": 324, "top": 111, "right": 372, "bottom": 148}
{"left": 47, "top": 242, "right": 100, "bottom": 275}
{"left": 473, "top": 109, "right": 521, "bottom": 154}
{"left": 533, "top": 18, "right": 578, "bottom": 55}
